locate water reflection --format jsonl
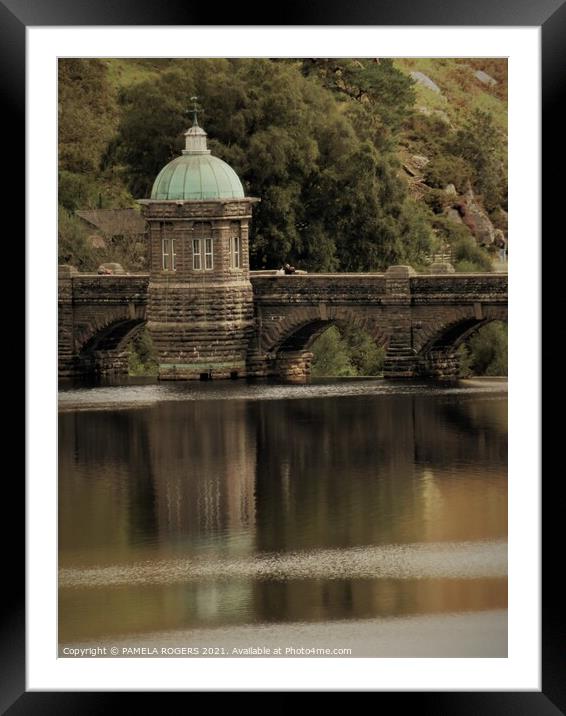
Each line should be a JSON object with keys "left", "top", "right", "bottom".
{"left": 59, "top": 382, "right": 507, "bottom": 648}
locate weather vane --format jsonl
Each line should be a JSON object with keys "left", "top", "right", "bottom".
{"left": 189, "top": 95, "right": 201, "bottom": 126}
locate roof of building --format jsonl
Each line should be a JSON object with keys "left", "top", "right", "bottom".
{"left": 149, "top": 111, "right": 245, "bottom": 201}
{"left": 150, "top": 154, "right": 245, "bottom": 201}
{"left": 76, "top": 208, "right": 146, "bottom": 235}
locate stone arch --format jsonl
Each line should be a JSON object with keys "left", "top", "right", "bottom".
{"left": 76, "top": 318, "right": 147, "bottom": 376}
{"left": 260, "top": 307, "right": 388, "bottom": 357}
{"left": 254, "top": 308, "right": 388, "bottom": 382}
{"left": 415, "top": 306, "right": 507, "bottom": 379}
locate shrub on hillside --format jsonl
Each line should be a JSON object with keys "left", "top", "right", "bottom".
{"left": 452, "top": 236, "right": 492, "bottom": 272}
{"left": 424, "top": 154, "right": 473, "bottom": 193}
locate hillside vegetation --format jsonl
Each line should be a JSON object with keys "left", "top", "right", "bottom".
{"left": 59, "top": 58, "right": 507, "bottom": 274}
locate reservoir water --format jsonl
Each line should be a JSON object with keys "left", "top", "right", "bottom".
{"left": 58, "top": 378, "right": 507, "bottom": 657}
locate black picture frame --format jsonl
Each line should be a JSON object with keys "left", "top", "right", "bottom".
{"left": 12, "top": 0, "right": 556, "bottom": 708}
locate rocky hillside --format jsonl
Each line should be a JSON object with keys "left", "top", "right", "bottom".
{"left": 394, "top": 58, "right": 507, "bottom": 259}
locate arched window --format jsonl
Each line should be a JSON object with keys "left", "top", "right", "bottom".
{"left": 193, "top": 222, "right": 213, "bottom": 271}
{"left": 228, "top": 222, "right": 241, "bottom": 269}
{"left": 161, "top": 223, "right": 176, "bottom": 270}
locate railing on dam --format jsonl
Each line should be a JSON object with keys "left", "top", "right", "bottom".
{"left": 60, "top": 269, "right": 506, "bottom": 304}
{"left": 249, "top": 270, "right": 507, "bottom": 304}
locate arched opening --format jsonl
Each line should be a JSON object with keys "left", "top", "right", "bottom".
{"left": 458, "top": 320, "right": 507, "bottom": 377}
{"left": 77, "top": 318, "right": 146, "bottom": 376}
{"left": 418, "top": 317, "right": 507, "bottom": 380}
{"left": 273, "top": 320, "right": 386, "bottom": 383}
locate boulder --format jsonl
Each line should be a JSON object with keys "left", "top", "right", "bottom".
{"left": 444, "top": 206, "right": 464, "bottom": 224}
{"left": 411, "top": 154, "right": 430, "bottom": 170}
{"left": 457, "top": 188, "right": 496, "bottom": 246}
{"left": 474, "top": 70, "right": 497, "bottom": 87}
{"left": 416, "top": 105, "right": 453, "bottom": 128}
{"left": 97, "top": 262, "right": 126, "bottom": 275}
{"left": 87, "top": 234, "right": 106, "bottom": 249}
{"left": 410, "top": 71, "right": 442, "bottom": 94}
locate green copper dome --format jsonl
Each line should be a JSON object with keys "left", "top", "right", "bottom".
{"left": 150, "top": 119, "right": 244, "bottom": 201}
{"left": 150, "top": 154, "right": 245, "bottom": 201}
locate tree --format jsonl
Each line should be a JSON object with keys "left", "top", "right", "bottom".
{"left": 452, "top": 235, "right": 493, "bottom": 272}
{"left": 300, "top": 59, "right": 416, "bottom": 140}
{"left": 58, "top": 59, "right": 124, "bottom": 211}
{"left": 311, "top": 327, "right": 357, "bottom": 377}
{"left": 462, "top": 322, "right": 507, "bottom": 375}
{"left": 451, "top": 109, "right": 506, "bottom": 210}
{"left": 58, "top": 207, "right": 98, "bottom": 270}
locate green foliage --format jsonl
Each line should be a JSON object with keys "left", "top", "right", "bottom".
{"left": 58, "top": 207, "right": 98, "bottom": 271}
{"left": 489, "top": 206, "right": 508, "bottom": 233}
{"left": 460, "top": 322, "right": 507, "bottom": 376}
{"left": 311, "top": 326, "right": 357, "bottom": 377}
{"left": 340, "top": 325, "right": 385, "bottom": 375}
{"left": 311, "top": 325, "right": 385, "bottom": 377}
{"left": 300, "top": 58, "right": 416, "bottom": 139}
{"left": 59, "top": 59, "right": 117, "bottom": 174}
{"left": 402, "top": 112, "right": 452, "bottom": 157}
{"left": 128, "top": 329, "right": 158, "bottom": 376}
{"left": 424, "top": 154, "right": 472, "bottom": 193}
{"left": 58, "top": 206, "right": 147, "bottom": 273}
{"left": 431, "top": 215, "right": 473, "bottom": 245}
{"left": 422, "top": 188, "right": 452, "bottom": 215}
{"left": 452, "top": 236, "right": 493, "bottom": 272}
{"left": 58, "top": 59, "right": 134, "bottom": 213}
{"left": 450, "top": 109, "right": 507, "bottom": 211}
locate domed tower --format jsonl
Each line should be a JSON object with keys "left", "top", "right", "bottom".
{"left": 138, "top": 104, "right": 259, "bottom": 380}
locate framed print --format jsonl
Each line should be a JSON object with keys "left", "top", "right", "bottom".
{"left": 12, "top": 0, "right": 556, "bottom": 708}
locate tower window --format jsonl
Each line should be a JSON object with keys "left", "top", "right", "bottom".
{"left": 229, "top": 236, "right": 241, "bottom": 269}
{"left": 205, "top": 238, "right": 213, "bottom": 270}
{"left": 162, "top": 238, "right": 176, "bottom": 271}
{"left": 192, "top": 223, "right": 213, "bottom": 271}
{"left": 192, "top": 239, "right": 201, "bottom": 270}
{"left": 193, "top": 238, "right": 213, "bottom": 270}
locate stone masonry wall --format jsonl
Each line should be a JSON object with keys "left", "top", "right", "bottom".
{"left": 59, "top": 265, "right": 507, "bottom": 382}
{"left": 142, "top": 199, "right": 257, "bottom": 380}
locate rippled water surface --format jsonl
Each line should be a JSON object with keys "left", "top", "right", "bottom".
{"left": 58, "top": 378, "right": 507, "bottom": 655}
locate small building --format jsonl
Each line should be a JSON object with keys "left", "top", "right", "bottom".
{"left": 76, "top": 208, "right": 146, "bottom": 246}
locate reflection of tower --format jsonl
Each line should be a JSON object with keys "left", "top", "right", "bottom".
{"left": 146, "top": 401, "right": 257, "bottom": 550}
{"left": 139, "top": 100, "right": 260, "bottom": 380}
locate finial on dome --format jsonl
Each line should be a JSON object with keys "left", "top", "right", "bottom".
{"left": 190, "top": 95, "right": 200, "bottom": 127}
{"left": 183, "top": 96, "right": 211, "bottom": 155}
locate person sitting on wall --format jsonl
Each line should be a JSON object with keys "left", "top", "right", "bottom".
{"left": 284, "top": 263, "right": 296, "bottom": 275}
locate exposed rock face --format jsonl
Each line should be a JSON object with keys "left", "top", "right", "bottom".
{"left": 457, "top": 189, "right": 495, "bottom": 246}
{"left": 411, "top": 154, "right": 430, "bottom": 170}
{"left": 410, "top": 71, "right": 442, "bottom": 94}
{"left": 415, "top": 105, "right": 453, "bottom": 128}
{"left": 443, "top": 206, "right": 464, "bottom": 225}
{"left": 474, "top": 70, "right": 497, "bottom": 87}
{"left": 402, "top": 154, "right": 429, "bottom": 179}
